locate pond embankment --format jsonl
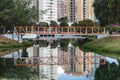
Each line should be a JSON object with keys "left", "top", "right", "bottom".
{"left": 83, "top": 36, "right": 120, "bottom": 59}
{"left": 0, "top": 35, "right": 33, "bottom": 48}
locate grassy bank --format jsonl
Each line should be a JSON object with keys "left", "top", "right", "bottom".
{"left": 83, "top": 36, "right": 120, "bottom": 59}
{"left": 0, "top": 35, "right": 33, "bottom": 48}
{"left": 0, "top": 35, "right": 33, "bottom": 56}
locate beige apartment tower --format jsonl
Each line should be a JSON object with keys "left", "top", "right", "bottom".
{"left": 64, "top": 0, "right": 94, "bottom": 22}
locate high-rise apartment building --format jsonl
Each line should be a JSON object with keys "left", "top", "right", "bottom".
{"left": 32, "top": 0, "right": 94, "bottom": 23}
{"left": 38, "top": 0, "right": 57, "bottom": 23}
{"left": 38, "top": 44, "right": 58, "bottom": 80}
{"left": 57, "top": 0, "right": 65, "bottom": 20}
{"left": 62, "top": 43, "right": 94, "bottom": 76}
{"left": 64, "top": 0, "right": 94, "bottom": 22}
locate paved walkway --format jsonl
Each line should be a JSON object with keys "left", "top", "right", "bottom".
{"left": 111, "top": 34, "right": 120, "bottom": 36}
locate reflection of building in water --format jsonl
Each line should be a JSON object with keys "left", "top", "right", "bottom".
{"left": 62, "top": 43, "right": 95, "bottom": 76}
{"left": 38, "top": 44, "right": 58, "bottom": 80}
{"left": 26, "top": 44, "right": 58, "bottom": 80}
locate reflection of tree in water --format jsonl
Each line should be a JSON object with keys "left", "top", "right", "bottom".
{"left": 35, "top": 39, "right": 90, "bottom": 51}
{"left": 60, "top": 39, "right": 70, "bottom": 51}
{"left": 51, "top": 40, "right": 59, "bottom": 48}
{"left": 0, "top": 48, "right": 18, "bottom": 57}
{"left": 38, "top": 40, "right": 49, "bottom": 47}
{"left": 95, "top": 61, "right": 120, "bottom": 80}
{"left": 21, "top": 48, "right": 28, "bottom": 57}
{"left": 0, "top": 58, "right": 37, "bottom": 79}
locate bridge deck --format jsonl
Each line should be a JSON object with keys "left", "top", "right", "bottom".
{"left": 15, "top": 26, "right": 106, "bottom": 34}
{"left": 15, "top": 26, "right": 107, "bottom": 40}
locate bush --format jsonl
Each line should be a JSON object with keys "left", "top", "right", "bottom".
{"left": 78, "top": 19, "right": 94, "bottom": 26}
{"left": 109, "top": 26, "right": 120, "bottom": 34}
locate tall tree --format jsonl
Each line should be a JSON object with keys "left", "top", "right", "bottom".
{"left": 50, "top": 20, "right": 58, "bottom": 26}
{"left": 59, "top": 21, "right": 69, "bottom": 27}
{"left": 10, "top": 0, "right": 37, "bottom": 26}
{"left": 0, "top": 0, "right": 37, "bottom": 33}
{"left": 0, "top": 0, "right": 14, "bottom": 33}
{"left": 38, "top": 22, "right": 49, "bottom": 27}
{"left": 59, "top": 17, "right": 69, "bottom": 27}
{"left": 71, "top": 22, "right": 78, "bottom": 27}
{"left": 93, "top": 0, "right": 120, "bottom": 26}
{"left": 58, "top": 16, "right": 68, "bottom": 22}
{"left": 78, "top": 19, "right": 94, "bottom": 26}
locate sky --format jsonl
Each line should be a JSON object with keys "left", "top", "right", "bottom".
{"left": 57, "top": 66, "right": 90, "bottom": 80}
{"left": 58, "top": 74, "right": 90, "bottom": 80}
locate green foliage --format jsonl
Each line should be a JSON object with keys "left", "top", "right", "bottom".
{"left": 38, "top": 40, "right": 49, "bottom": 47}
{"left": 60, "top": 39, "right": 70, "bottom": 51}
{"left": 59, "top": 17, "right": 69, "bottom": 27}
{"left": 109, "top": 26, "right": 120, "bottom": 32}
{"left": 94, "top": 0, "right": 120, "bottom": 26}
{"left": 78, "top": 19, "right": 94, "bottom": 26}
{"left": 10, "top": 0, "right": 37, "bottom": 26}
{"left": 58, "top": 16, "right": 68, "bottom": 22}
{"left": 0, "top": 41, "right": 33, "bottom": 48}
{"left": 0, "top": 0, "right": 37, "bottom": 33}
{"left": 95, "top": 62, "right": 120, "bottom": 80}
{"left": 71, "top": 22, "right": 78, "bottom": 27}
{"left": 59, "top": 21, "right": 69, "bottom": 27}
{"left": 83, "top": 36, "right": 120, "bottom": 55}
{"left": 70, "top": 39, "right": 78, "bottom": 47}
{"left": 50, "top": 20, "right": 58, "bottom": 26}
{"left": 0, "top": 58, "right": 37, "bottom": 79}
{"left": 94, "top": 21, "right": 100, "bottom": 26}
{"left": 38, "top": 22, "right": 49, "bottom": 27}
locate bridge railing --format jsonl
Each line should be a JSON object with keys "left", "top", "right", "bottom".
{"left": 14, "top": 55, "right": 104, "bottom": 66}
{"left": 15, "top": 26, "right": 107, "bottom": 35}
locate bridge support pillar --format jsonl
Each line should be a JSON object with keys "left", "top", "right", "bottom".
{"left": 18, "top": 33, "right": 23, "bottom": 43}
{"left": 92, "top": 27, "right": 93, "bottom": 34}
{"left": 79, "top": 28, "right": 81, "bottom": 34}
{"left": 25, "top": 26, "right": 28, "bottom": 33}
{"left": 104, "top": 27, "right": 106, "bottom": 34}
{"left": 67, "top": 27, "right": 69, "bottom": 33}
{"left": 85, "top": 27, "right": 88, "bottom": 34}
{"left": 37, "top": 27, "right": 40, "bottom": 33}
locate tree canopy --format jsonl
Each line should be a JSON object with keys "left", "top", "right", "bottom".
{"left": 59, "top": 17, "right": 69, "bottom": 27}
{"left": 50, "top": 20, "right": 58, "bottom": 26}
{"left": 0, "top": 0, "right": 37, "bottom": 33}
{"left": 94, "top": 0, "right": 120, "bottom": 26}
{"left": 38, "top": 22, "right": 49, "bottom": 27}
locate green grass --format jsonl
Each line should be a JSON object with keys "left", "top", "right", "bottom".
{"left": 0, "top": 35, "right": 33, "bottom": 56}
{"left": 0, "top": 35, "right": 33, "bottom": 48}
{"left": 0, "top": 41, "right": 33, "bottom": 48}
{"left": 83, "top": 36, "right": 120, "bottom": 59}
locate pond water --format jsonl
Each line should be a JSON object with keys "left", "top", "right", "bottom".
{"left": 0, "top": 42, "right": 120, "bottom": 80}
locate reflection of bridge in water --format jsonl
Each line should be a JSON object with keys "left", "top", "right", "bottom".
{"left": 15, "top": 26, "right": 107, "bottom": 40}
{"left": 1, "top": 45, "right": 105, "bottom": 79}
{"left": 14, "top": 44, "right": 105, "bottom": 67}
{"left": 14, "top": 56, "right": 105, "bottom": 66}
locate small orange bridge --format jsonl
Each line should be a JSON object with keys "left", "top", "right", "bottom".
{"left": 15, "top": 26, "right": 107, "bottom": 39}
